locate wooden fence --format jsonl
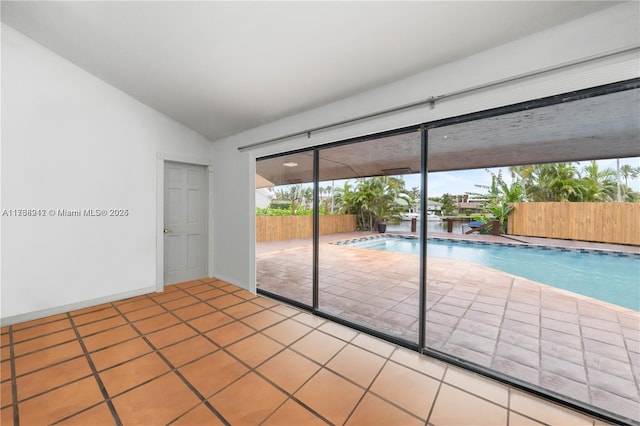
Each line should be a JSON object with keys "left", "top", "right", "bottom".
{"left": 256, "top": 215, "right": 357, "bottom": 242}
{"left": 507, "top": 202, "right": 640, "bottom": 245}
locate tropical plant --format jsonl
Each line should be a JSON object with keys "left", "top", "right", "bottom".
{"left": 619, "top": 163, "right": 640, "bottom": 201}
{"left": 334, "top": 181, "right": 355, "bottom": 214}
{"left": 510, "top": 163, "right": 584, "bottom": 202}
{"left": 620, "top": 164, "right": 639, "bottom": 187}
{"left": 333, "top": 176, "right": 409, "bottom": 231}
{"left": 270, "top": 184, "right": 313, "bottom": 214}
{"left": 473, "top": 169, "right": 526, "bottom": 233}
{"left": 578, "top": 160, "right": 617, "bottom": 202}
{"left": 508, "top": 161, "right": 640, "bottom": 202}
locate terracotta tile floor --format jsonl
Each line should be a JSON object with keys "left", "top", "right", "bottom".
{"left": 0, "top": 278, "right": 616, "bottom": 425}
{"left": 257, "top": 232, "right": 640, "bottom": 422}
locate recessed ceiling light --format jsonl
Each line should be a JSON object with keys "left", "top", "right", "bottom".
{"left": 283, "top": 162, "right": 298, "bottom": 167}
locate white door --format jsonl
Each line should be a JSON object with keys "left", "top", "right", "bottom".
{"left": 164, "top": 161, "right": 207, "bottom": 285}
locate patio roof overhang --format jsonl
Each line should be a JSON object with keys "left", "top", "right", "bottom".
{"left": 256, "top": 87, "right": 640, "bottom": 187}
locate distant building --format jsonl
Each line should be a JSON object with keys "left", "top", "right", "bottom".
{"left": 450, "top": 194, "right": 488, "bottom": 215}
{"left": 255, "top": 188, "right": 275, "bottom": 208}
{"left": 426, "top": 200, "right": 442, "bottom": 213}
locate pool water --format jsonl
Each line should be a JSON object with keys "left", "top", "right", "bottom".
{"left": 346, "top": 237, "right": 640, "bottom": 311}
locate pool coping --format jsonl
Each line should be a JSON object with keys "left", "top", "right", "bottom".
{"left": 331, "top": 233, "right": 640, "bottom": 259}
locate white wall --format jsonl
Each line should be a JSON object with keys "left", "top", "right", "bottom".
{"left": 1, "top": 25, "right": 213, "bottom": 322}
{"left": 210, "top": 3, "right": 640, "bottom": 292}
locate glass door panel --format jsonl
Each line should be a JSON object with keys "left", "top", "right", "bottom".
{"left": 317, "top": 130, "right": 423, "bottom": 344}
{"left": 424, "top": 88, "right": 640, "bottom": 422}
{"left": 255, "top": 151, "right": 314, "bottom": 306}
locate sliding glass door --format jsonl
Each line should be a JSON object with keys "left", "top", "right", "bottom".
{"left": 255, "top": 81, "right": 640, "bottom": 424}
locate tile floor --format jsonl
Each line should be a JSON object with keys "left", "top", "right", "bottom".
{"left": 0, "top": 278, "right": 615, "bottom": 425}
{"left": 257, "top": 233, "right": 640, "bottom": 421}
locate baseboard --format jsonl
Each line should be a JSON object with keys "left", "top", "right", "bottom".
{"left": 210, "top": 273, "right": 252, "bottom": 293}
{"left": 0, "top": 285, "right": 157, "bottom": 327}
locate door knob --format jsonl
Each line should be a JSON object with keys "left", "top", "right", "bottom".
{"left": 163, "top": 228, "right": 171, "bottom": 233}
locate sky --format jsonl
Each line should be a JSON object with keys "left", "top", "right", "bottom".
{"left": 405, "top": 157, "right": 640, "bottom": 198}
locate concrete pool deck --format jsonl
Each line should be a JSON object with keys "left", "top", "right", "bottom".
{"left": 256, "top": 231, "right": 640, "bottom": 421}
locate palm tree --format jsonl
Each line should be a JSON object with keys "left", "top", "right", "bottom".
{"left": 322, "top": 185, "right": 334, "bottom": 213}
{"left": 616, "top": 163, "right": 640, "bottom": 202}
{"left": 510, "top": 161, "right": 640, "bottom": 202}
{"left": 334, "top": 181, "right": 355, "bottom": 214}
{"left": 272, "top": 184, "right": 313, "bottom": 214}
{"left": 273, "top": 188, "right": 289, "bottom": 201}
{"left": 512, "top": 163, "right": 585, "bottom": 202}
{"left": 579, "top": 160, "right": 617, "bottom": 202}
{"left": 336, "top": 176, "right": 408, "bottom": 231}
{"left": 620, "top": 164, "right": 639, "bottom": 187}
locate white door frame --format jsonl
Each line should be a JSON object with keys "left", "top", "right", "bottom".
{"left": 156, "top": 153, "right": 214, "bottom": 292}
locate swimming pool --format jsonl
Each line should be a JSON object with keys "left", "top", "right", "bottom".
{"left": 335, "top": 236, "right": 640, "bottom": 311}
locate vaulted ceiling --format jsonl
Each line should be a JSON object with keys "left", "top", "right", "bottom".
{"left": 0, "top": 1, "right": 620, "bottom": 142}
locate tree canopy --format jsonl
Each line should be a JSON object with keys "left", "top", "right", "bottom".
{"left": 257, "top": 161, "right": 639, "bottom": 222}
{"left": 508, "top": 161, "right": 639, "bottom": 202}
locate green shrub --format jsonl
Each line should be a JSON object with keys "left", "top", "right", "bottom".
{"left": 269, "top": 201, "right": 291, "bottom": 210}
{"left": 256, "top": 205, "right": 330, "bottom": 216}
